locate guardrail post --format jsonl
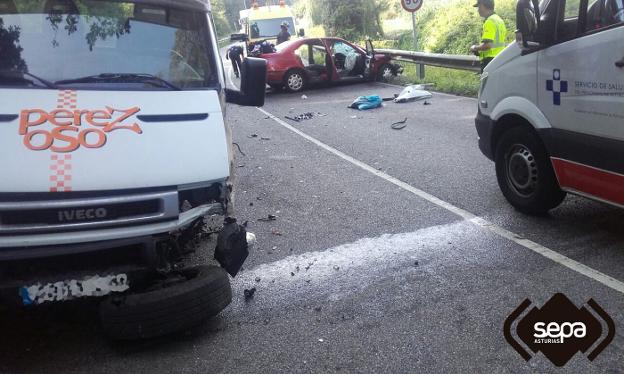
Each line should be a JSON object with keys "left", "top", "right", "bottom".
{"left": 419, "top": 64, "right": 425, "bottom": 80}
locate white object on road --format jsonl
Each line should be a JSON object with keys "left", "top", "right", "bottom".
{"left": 301, "top": 94, "right": 308, "bottom": 99}
{"left": 393, "top": 85, "right": 433, "bottom": 103}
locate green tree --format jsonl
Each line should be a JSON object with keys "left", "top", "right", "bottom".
{"left": 308, "top": 0, "right": 389, "bottom": 40}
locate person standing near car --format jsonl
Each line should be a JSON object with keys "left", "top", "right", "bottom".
{"left": 470, "top": 0, "right": 507, "bottom": 72}
{"left": 226, "top": 44, "right": 244, "bottom": 78}
{"left": 276, "top": 21, "right": 291, "bottom": 45}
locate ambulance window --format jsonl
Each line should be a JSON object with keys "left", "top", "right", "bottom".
{"left": 565, "top": 0, "right": 582, "bottom": 18}
{"left": 586, "top": 0, "right": 623, "bottom": 31}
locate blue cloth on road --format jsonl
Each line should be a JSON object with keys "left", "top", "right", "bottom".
{"left": 349, "top": 95, "right": 382, "bottom": 110}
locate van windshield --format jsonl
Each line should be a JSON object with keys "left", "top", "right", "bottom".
{"left": 0, "top": 1, "right": 217, "bottom": 90}
{"left": 250, "top": 17, "right": 294, "bottom": 38}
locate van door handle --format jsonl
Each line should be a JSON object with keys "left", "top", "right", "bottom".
{"left": 616, "top": 57, "right": 624, "bottom": 68}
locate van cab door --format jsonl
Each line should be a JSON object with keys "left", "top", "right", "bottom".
{"left": 536, "top": 0, "right": 624, "bottom": 203}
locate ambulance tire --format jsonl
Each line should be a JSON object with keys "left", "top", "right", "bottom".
{"left": 495, "top": 127, "right": 566, "bottom": 214}
{"left": 99, "top": 265, "right": 231, "bottom": 340}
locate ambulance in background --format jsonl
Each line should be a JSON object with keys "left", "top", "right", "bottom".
{"left": 476, "top": 0, "right": 624, "bottom": 214}
{"left": 239, "top": 1, "right": 303, "bottom": 45}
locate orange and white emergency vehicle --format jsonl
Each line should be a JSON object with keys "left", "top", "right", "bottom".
{"left": 0, "top": 0, "right": 266, "bottom": 339}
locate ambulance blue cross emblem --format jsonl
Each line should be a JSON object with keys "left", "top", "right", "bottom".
{"left": 546, "top": 69, "right": 567, "bottom": 106}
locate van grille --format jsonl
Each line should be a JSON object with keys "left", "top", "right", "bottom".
{"left": 0, "top": 191, "right": 179, "bottom": 235}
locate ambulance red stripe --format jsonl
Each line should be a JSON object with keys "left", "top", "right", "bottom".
{"left": 551, "top": 158, "right": 624, "bottom": 207}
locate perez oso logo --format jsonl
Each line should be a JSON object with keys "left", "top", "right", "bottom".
{"left": 19, "top": 106, "right": 142, "bottom": 152}
{"left": 504, "top": 293, "right": 615, "bottom": 366}
{"left": 58, "top": 208, "right": 108, "bottom": 222}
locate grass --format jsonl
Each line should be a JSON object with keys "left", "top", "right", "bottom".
{"left": 395, "top": 64, "right": 480, "bottom": 97}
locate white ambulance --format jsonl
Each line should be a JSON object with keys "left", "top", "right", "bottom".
{"left": 476, "top": 0, "right": 624, "bottom": 214}
{"left": 0, "top": 0, "right": 266, "bottom": 339}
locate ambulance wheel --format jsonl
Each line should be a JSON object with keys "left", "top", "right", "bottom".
{"left": 284, "top": 70, "right": 305, "bottom": 92}
{"left": 495, "top": 127, "right": 566, "bottom": 214}
{"left": 99, "top": 265, "right": 231, "bottom": 340}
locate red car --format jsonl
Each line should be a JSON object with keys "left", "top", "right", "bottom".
{"left": 260, "top": 38, "right": 402, "bottom": 92}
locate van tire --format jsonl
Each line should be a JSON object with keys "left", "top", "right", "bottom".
{"left": 284, "top": 70, "right": 305, "bottom": 92}
{"left": 99, "top": 265, "right": 231, "bottom": 340}
{"left": 495, "top": 127, "right": 566, "bottom": 214}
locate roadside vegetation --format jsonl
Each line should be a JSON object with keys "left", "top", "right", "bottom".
{"left": 213, "top": 0, "right": 518, "bottom": 96}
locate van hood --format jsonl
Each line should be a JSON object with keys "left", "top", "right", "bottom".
{"left": 483, "top": 43, "right": 522, "bottom": 74}
{"left": 0, "top": 89, "right": 229, "bottom": 193}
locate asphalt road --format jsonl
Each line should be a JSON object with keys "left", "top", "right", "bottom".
{"left": 2, "top": 72, "right": 624, "bottom": 373}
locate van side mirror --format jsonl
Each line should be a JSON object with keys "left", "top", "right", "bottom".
{"left": 225, "top": 57, "right": 267, "bottom": 107}
{"left": 298, "top": 28, "right": 305, "bottom": 37}
{"left": 516, "top": 0, "right": 540, "bottom": 49}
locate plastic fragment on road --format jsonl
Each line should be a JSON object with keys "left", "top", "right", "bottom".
{"left": 393, "top": 85, "right": 433, "bottom": 103}
{"left": 390, "top": 118, "right": 408, "bottom": 130}
{"left": 301, "top": 94, "right": 308, "bottom": 99}
{"left": 258, "top": 214, "right": 277, "bottom": 222}
{"left": 285, "top": 112, "right": 316, "bottom": 122}
{"left": 244, "top": 287, "right": 256, "bottom": 301}
{"left": 348, "top": 95, "right": 383, "bottom": 110}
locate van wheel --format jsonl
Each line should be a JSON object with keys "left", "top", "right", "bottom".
{"left": 284, "top": 70, "right": 305, "bottom": 92}
{"left": 495, "top": 127, "right": 566, "bottom": 214}
{"left": 377, "top": 64, "right": 394, "bottom": 82}
{"left": 99, "top": 265, "right": 231, "bottom": 340}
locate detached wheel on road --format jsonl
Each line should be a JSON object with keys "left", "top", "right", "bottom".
{"left": 376, "top": 64, "right": 394, "bottom": 83}
{"left": 495, "top": 127, "right": 566, "bottom": 214}
{"left": 100, "top": 265, "right": 231, "bottom": 340}
{"left": 284, "top": 70, "right": 305, "bottom": 92}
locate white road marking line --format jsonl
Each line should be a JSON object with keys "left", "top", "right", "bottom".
{"left": 256, "top": 107, "right": 624, "bottom": 294}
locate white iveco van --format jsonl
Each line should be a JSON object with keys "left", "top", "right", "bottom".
{"left": 0, "top": 0, "right": 266, "bottom": 339}
{"left": 476, "top": 0, "right": 624, "bottom": 213}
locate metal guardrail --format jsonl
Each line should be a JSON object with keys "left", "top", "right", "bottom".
{"left": 376, "top": 48, "right": 481, "bottom": 73}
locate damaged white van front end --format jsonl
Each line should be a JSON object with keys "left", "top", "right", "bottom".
{"left": 0, "top": 0, "right": 266, "bottom": 339}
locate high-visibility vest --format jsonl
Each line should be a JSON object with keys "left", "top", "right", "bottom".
{"left": 480, "top": 14, "right": 507, "bottom": 60}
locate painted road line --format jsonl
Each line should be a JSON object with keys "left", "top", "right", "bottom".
{"left": 256, "top": 106, "right": 624, "bottom": 294}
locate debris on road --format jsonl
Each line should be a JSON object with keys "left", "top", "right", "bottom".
{"left": 258, "top": 214, "right": 277, "bottom": 222}
{"left": 285, "top": 112, "right": 316, "bottom": 122}
{"left": 232, "top": 142, "right": 246, "bottom": 156}
{"left": 271, "top": 228, "right": 282, "bottom": 236}
{"left": 318, "top": 338, "right": 324, "bottom": 342}
{"left": 349, "top": 115, "right": 358, "bottom": 119}
{"left": 244, "top": 287, "right": 256, "bottom": 301}
{"left": 414, "top": 261, "right": 419, "bottom": 266}
{"left": 348, "top": 95, "right": 382, "bottom": 110}
{"left": 391, "top": 118, "right": 408, "bottom": 130}
{"left": 248, "top": 134, "right": 258, "bottom": 138}
{"left": 260, "top": 137, "right": 271, "bottom": 140}
{"left": 423, "top": 101, "right": 432, "bottom": 106}
{"left": 333, "top": 265, "right": 340, "bottom": 271}
{"left": 393, "top": 85, "right": 433, "bottom": 103}
{"left": 301, "top": 94, "right": 308, "bottom": 100}
{"left": 314, "top": 306, "right": 322, "bottom": 312}
{"left": 255, "top": 277, "right": 261, "bottom": 283}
